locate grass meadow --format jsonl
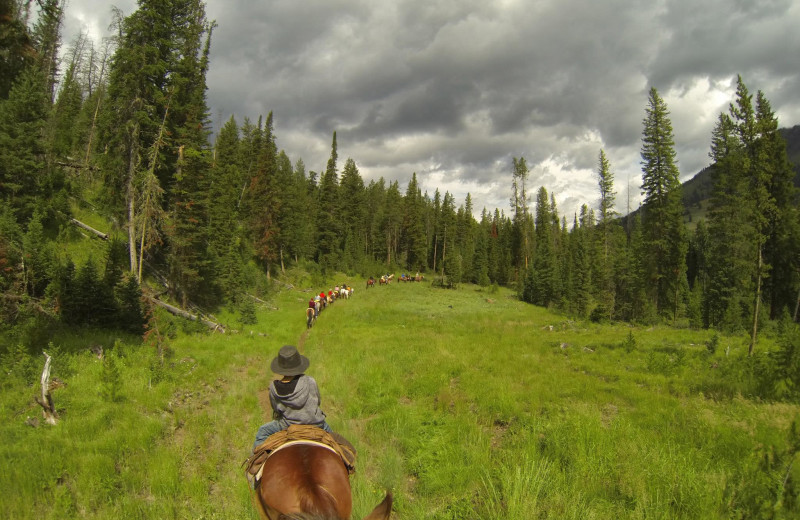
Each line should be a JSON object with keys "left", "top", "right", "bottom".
{"left": 2, "top": 276, "right": 799, "bottom": 519}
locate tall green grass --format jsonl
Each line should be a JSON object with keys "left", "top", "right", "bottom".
{"left": 1, "top": 279, "right": 798, "bottom": 518}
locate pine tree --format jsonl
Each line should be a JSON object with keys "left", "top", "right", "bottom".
{"left": 114, "top": 273, "right": 145, "bottom": 334}
{"left": 706, "top": 111, "right": 750, "bottom": 328}
{"left": 74, "top": 258, "right": 114, "bottom": 326}
{"left": 165, "top": 1, "right": 215, "bottom": 304}
{"left": 755, "top": 91, "right": 798, "bottom": 322}
{"left": 75, "top": 37, "right": 112, "bottom": 170}
{"left": 473, "top": 212, "right": 490, "bottom": 286}
{"left": 29, "top": 0, "right": 63, "bottom": 103}
{"left": 430, "top": 189, "right": 442, "bottom": 272}
{"left": 403, "top": 172, "right": 427, "bottom": 270}
{"left": 510, "top": 157, "right": 532, "bottom": 273}
{"left": 640, "top": 87, "right": 687, "bottom": 320}
{"left": 458, "top": 194, "right": 477, "bottom": 283}
{"left": 439, "top": 191, "right": 458, "bottom": 282}
{"left": 21, "top": 210, "right": 52, "bottom": 298}
{"left": 0, "top": 66, "right": 49, "bottom": 222}
{"left": 315, "top": 132, "right": 341, "bottom": 271}
{"left": 134, "top": 92, "right": 172, "bottom": 283}
{"left": 527, "top": 187, "right": 559, "bottom": 307}
{"left": 572, "top": 212, "right": 592, "bottom": 317}
{"left": 625, "top": 213, "right": 655, "bottom": 322}
{"left": 0, "top": 205, "right": 24, "bottom": 324}
{"left": 687, "top": 219, "right": 710, "bottom": 328}
{"left": 207, "top": 116, "right": 245, "bottom": 299}
{"left": 719, "top": 79, "right": 798, "bottom": 353}
{"left": 49, "top": 46, "right": 84, "bottom": 159}
{"left": 99, "top": 0, "right": 214, "bottom": 287}
{"left": 338, "top": 157, "right": 367, "bottom": 269}
{"left": 365, "top": 177, "right": 387, "bottom": 263}
{"left": 0, "top": 0, "right": 35, "bottom": 100}
{"left": 243, "top": 112, "right": 280, "bottom": 278}
{"left": 596, "top": 149, "right": 619, "bottom": 316}
{"left": 292, "top": 159, "right": 317, "bottom": 262}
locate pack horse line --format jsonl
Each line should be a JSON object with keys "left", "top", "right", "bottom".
{"left": 245, "top": 346, "right": 393, "bottom": 519}
{"left": 257, "top": 275, "right": 430, "bottom": 517}
{"left": 305, "top": 283, "right": 354, "bottom": 329}
{"left": 366, "top": 272, "right": 426, "bottom": 288}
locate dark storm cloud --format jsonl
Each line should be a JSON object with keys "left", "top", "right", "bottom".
{"left": 63, "top": 0, "right": 800, "bottom": 218}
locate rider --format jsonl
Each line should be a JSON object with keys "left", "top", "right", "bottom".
{"left": 308, "top": 297, "right": 317, "bottom": 317}
{"left": 253, "top": 345, "right": 332, "bottom": 451}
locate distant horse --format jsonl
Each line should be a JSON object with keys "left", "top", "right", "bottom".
{"left": 367, "top": 278, "right": 375, "bottom": 289}
{"left": 254, "top": 443, "right": 393, "bottom": 520}
{"left": 339, "top": 287, "right": 349, "bottom": 299}
{"left": 379, "top": 277, "right": 387, "bottom": 286}
{"left": 414, "top": 273, "right": 424, "bottom": 282}
{"left": 306, "top": 308, "right": 315, "bottom": 329}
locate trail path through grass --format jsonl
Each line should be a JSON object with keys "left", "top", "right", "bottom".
{"left": 2, "top": 279, "right": 798, "bottom": 519}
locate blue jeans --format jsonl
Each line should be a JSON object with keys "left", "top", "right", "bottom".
{"left": 253, "top": 420, "right": 332, "bottom": 451}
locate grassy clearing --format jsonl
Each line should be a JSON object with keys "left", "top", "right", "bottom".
{"left": 1, "top": 279, "right": 799, "bottom": 518}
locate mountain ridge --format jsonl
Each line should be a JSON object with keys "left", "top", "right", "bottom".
{"left": 681, "top": 124, "right": 800, "bottom": 213}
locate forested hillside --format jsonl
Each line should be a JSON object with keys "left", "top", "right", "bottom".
{"left": 1, "top": 0, "right": 799, "bottom": 356}
{"left": 682, "top": 124, "right": 800, "bottom": 211}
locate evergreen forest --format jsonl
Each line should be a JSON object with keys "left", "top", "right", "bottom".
{"left": 2, "top": 0, "right": 800, "bottom": 357}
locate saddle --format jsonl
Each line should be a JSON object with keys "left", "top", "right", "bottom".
{"left": 244, "top": 425, "right": 357, "bottom": 486}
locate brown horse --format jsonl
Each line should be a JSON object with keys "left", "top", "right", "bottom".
{"left": 366, "top": 278, "right": 375, "bottom": 289}
{"left": 254, "top": 443, "right": 392, "bottom": 519}
{"left": 306, "top": 308, "right": 315, "bottom": 329}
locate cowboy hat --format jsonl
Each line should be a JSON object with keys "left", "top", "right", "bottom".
{"left": 270, "top": 345, "right": 310, "bottom": 376}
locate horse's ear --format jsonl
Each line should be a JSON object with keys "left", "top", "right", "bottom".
{"left": 362, "top": 492, "right": 393, "bottom": 520}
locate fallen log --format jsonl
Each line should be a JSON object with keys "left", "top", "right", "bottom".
{"left": 149, "top": 297, "right": 226, "bottom": 333}
{"left": 55, "top": 160, "right": 99, "bottom": 171}
{"left": 247, "top": 294, "right": 269, "bottom": 305}
{"left": 70, "top": 218, "right": 108, "bottom": 240}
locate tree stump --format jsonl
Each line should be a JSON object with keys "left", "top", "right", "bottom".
{"left": 34, "top": 352, "right": 60, "bottom": 425}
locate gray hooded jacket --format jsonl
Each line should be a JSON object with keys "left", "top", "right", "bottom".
{"left": 269, "top": 375, "right": 326, "bottom": 428}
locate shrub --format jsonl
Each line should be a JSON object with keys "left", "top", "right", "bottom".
{"left": 622, "top": 330, "right": 637, "bottom": 353}
{"left": 239, "top": 298, "right": 258, "bottom": 325}
{"left": 114, "top": 274, "right": 145, "bottom": 334}
{"left": 724, "top": 420, "right": 800, "bottom": 518}
{"left": 772, "top": 318, "right": 800, "bottom": 401}
{"left": 706, "top": 332, "right": 719, "bottom": 355}
{"left": 589, "top": 303, "right": 610, "bottom": 323}
{"left": 100, "top": 351, "right": 122, "bottom": 402}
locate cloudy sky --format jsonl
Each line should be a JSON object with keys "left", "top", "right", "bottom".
{"left": 61, "top": 0, "right": 800, "bottom": 219}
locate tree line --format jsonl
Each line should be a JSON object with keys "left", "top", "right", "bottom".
{"left": 0, "top": 1, "right": 797, "bottom": 355}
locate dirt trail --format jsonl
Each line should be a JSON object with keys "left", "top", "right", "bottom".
{"left": 297, "top": 329, "right": 309, "bottom": 350}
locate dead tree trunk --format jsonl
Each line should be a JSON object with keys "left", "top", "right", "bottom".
{"left": 35, "top": 352, "right": 58, "bottom": 425}
{"left": 149, "top": 297, "right": 226, "bottom": 333}
{"left": 750, "top": 247, "right": 764, "bottom": 356}
{"left": 70, "top": 218, "right": 108, "bottom": 240}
